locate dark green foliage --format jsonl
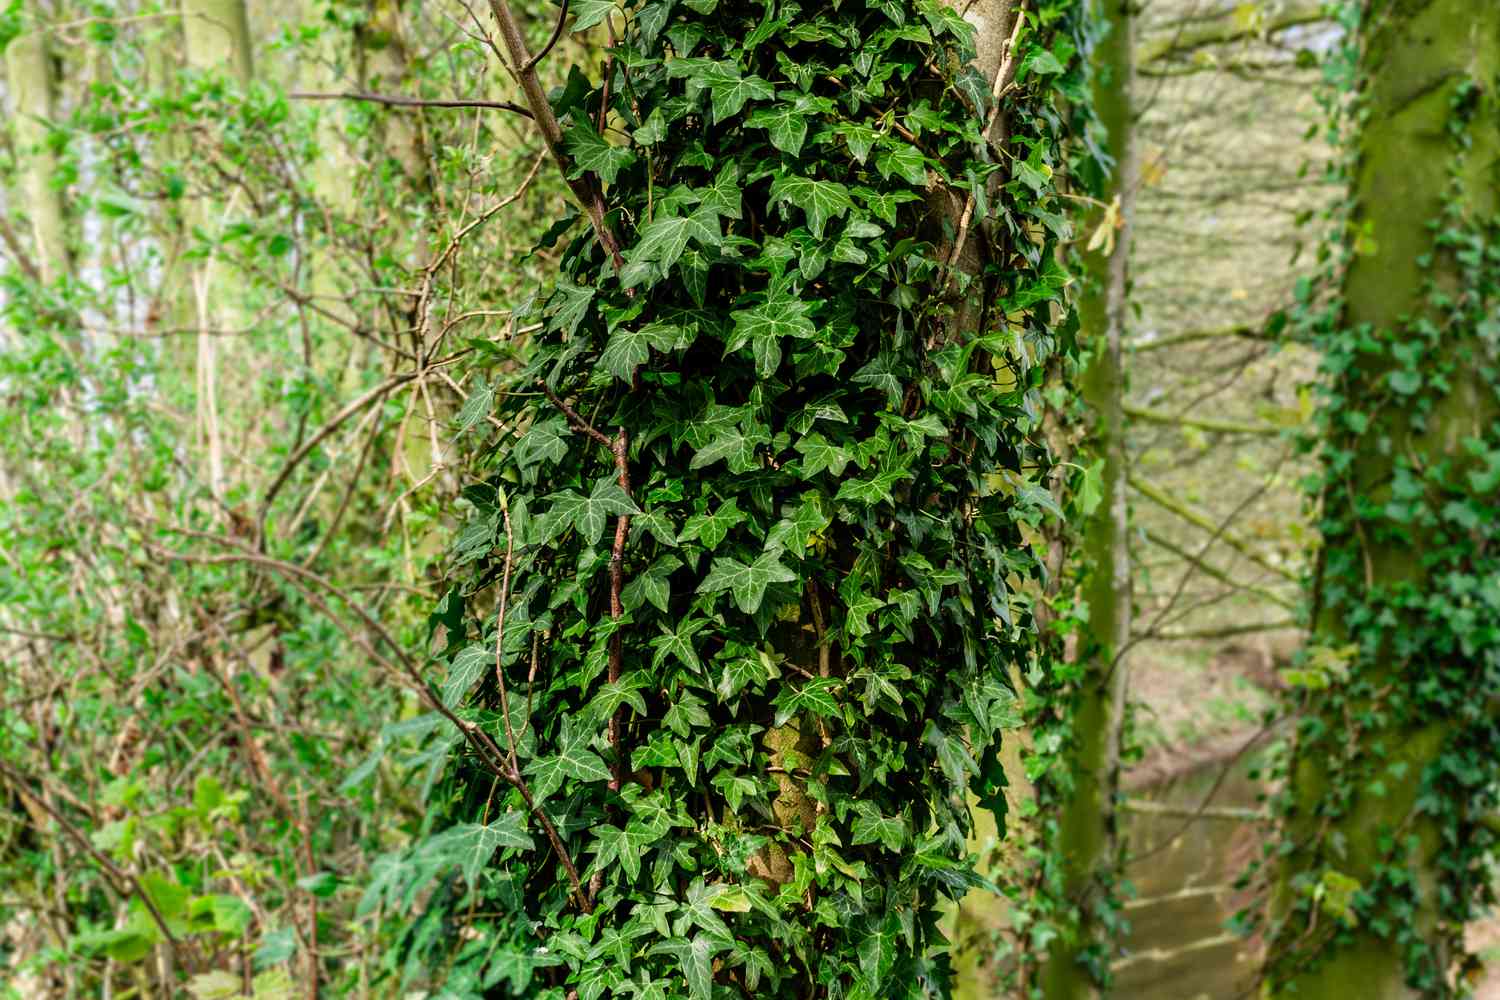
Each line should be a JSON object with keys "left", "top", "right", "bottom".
{"left": 367, "top": 1, "right": 1092, "bottom": 997}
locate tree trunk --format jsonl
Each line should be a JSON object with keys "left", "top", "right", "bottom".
{"left": 1266, "top": 3, "right": 1500, "bottom": 996}
{"left": 1040, "top": 2, "right": 1135, "bottom": 995}
{"left": 179, "top": 0, "right": 252, "bottom": 502}
{"left": 5, "top": 4, "right": 67, "bottom": 283}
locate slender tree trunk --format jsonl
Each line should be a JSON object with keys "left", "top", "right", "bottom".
{"left": 180, "top": 0, "right": 251, "bottom": 503}
{"left": 1039, "top": 2, "right": 1134, "bottom": 995}
{"left": 1267, "top": 3, "right": 1500, "bottom": 997}
{"left": 182, "top": 0, "right": 253, "bottom": 83}
{"left": 5, "top": 4, "right": 67, "bottom": 283}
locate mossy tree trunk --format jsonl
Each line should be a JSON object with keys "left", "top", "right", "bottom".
{"left": 1039, "top": 1, "right": 1134, "bottom": 995}
{"left": 1267, "top": 3, "right": 1500, "bottom": 997}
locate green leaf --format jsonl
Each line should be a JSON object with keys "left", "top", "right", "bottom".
{"left": 570, "top": 0, "right": 618, "bottom": 31}
{"left": 769, "top": 174, "right": 854, "bottom": 239}
{"left": 623, "top": 554, "right": 680, "bottom": 613}
{"left": 601, "top": 321, "right": 685, "bottom": 381}
{"left": 746, "top": 101, "right": 809, "bottom": 156}
{"left": 456, "top": 376, "right": 494, "bottom": 435}
{"left": 698, "top": 162, "right": 743, "bottom": 220}
{"left": 852, "top": 351, "right": 904, "bottom": 406}
{"left": 726, "top": 295, "right": 816, "bottom": 377}
{"left": 857, "top": 922, "right": 898, "bottom": 988}
{"left": 876, "top": 142, "right": 928, "bottom": 186}
{"left": 698, "top": 547, "right": 798, "bottom": 614}
{"left": 678, "top": 497, "right": 747, "bottom": 550}
{"left": 627, "top": 207, "right": 722, "bottom": 273}
{"left": 717, "top": 651, "right": 772, "bottom": 700}
{"left": 794, "top": 432, "right": 850, "bottom": 478}
{"left": 766, "top": 496, "right": 831, "bottom": 554}
{"left": 690, "top": 425, "right": 763, "bottom": 473}
{"left": 564, "top": 118, "right": 636, "bottom": 183}
{"left": 590, "top": 821, "right": 655, "bottom": 880}
{"left": 541, "top": 478, "right": 639, "bottom": 546}
{"left": 651, "top": 617, "right": 707, "bottom": 673}
{"left": 835, "top": 467, "right": 912, "bottom": 506}
{"left": 524, "top": 715, "right": 611, "bottom": 800}
{"left": 590, "top": 671, "right": 651, "bottom": 723}
{"left": 851, "top": 806, "right": 907, "bottom": 852}
{"left": 549, "top": 279, "right": 595, "bottom": 337}
{"left": 442, "top": 644, "right": 491, "bottom": 708}
{"left": 420, "top": 816, "right": 534, "bottom": 886}
{"left": 773, "top": 676, "right": 841, "bottom": 725}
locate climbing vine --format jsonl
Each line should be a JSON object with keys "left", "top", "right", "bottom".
{"left": 1248, "top": 0, "right": 1500, "bottom": 993}
{"left": 347, "top": 0, "right": 1096, "bottom": 996}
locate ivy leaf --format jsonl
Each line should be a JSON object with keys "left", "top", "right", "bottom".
{"left": 689, "top": 425, "right": 764, "bottom": 473}
{"left": 441, "top": 644, "right": 491, "bottom": 708}
{"left": 851, "top": 808, "right": 908, "bottom": 853}
{"left": 541, "top": 478, "right": 639, "bottom": 546}
{"left": 564, "top": 119, "right": 636, "bottom": 183}
{"left": 717, "top": 651, "right": 772, "bottom": 700}
{"left": 769, "top": 174, "right": 854, "bottom": 239}
{"left": 569, "top": 0, "right": 618, "bottom": 30}
{"left": 701, "top": 65, "right": 776, "bottom": 122}
{"left": 773, "top": 676, "right": 841, "bottom": 725}
{"left": 726, "top": 296, "right": 816, "bottom": 377}
{"left": 678, "top": 497, "right": 746, "bottom": 551}
{"left": 852, "top": 351, "right": 904, "bottom": 406}
{"left": 627, "top": 207, "right": 722, "bottom": 273}
{"left": 876, "top": 142, "right": 929, "bottom": 186}
{"left": 698, "top": 547, "right": 798, "bottom": 614}
{"left": 591, "top": 822, "right": 656, "bottom": 881}
{"left": 668, "top": 59, "right": 776, "bottom": 122}
{"left": 590, "top": 671, "right": 651, "bottom": 724}
{"left": 651, "top": 617, "right": 707, "bottom": 673}
{"left": 794, "top": 432, "right": 850, "bottom": 478}
{"left": 835, "top": 467, "right": 913, "bottom": 506}
{"left": 523, "top": 716, "right": 612, "bottom": 800}
{"left": 766, "top": 496, "right": 831, "bottom": 554}
{"left": 420, "top": 816, "right": 533, "bottom": 886}
{"left": 601, "top": 321, "right": 685, "bottom": 381}
{"left": 857, "top": 922, "right": 898, "bottom": 988}
{"left": 456, "top": 376, "right": 494, "bottom": 435}
{"left": 623, "top": 555, "right": 680, "bottom": 613}
{"left": 746, "top": 101, "right": 810, "bottom": 156}
{"left": 697, "top": 162, "right": 743, "bottom": 220}
{"left": 549, "top": 279, "right": 595, "bottom": 337}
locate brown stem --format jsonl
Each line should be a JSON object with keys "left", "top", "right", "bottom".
{"left": 522, "top": 0, "right": 570, "bottom": 73}
{"left": 287, "top": 90, "right": 533, "bottom": 118}
{"left": 607, "top": 429, "right": 632, "bottom": 790}
{"left": 485, "top": 0, "right": 625, "bottom": 271}
{"left": 541, "top": 385, "right": 635, "bottom": 790}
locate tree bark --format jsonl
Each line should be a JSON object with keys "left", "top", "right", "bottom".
{"left": 1039, "top": 1, "right": 1135, "bottom": 996}
{"left": 4, "top": 4, "right": 68, "bottom": 284}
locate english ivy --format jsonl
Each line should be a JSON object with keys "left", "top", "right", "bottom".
{"left": 370, "top": 0, "right": 1093, "bottom": 996}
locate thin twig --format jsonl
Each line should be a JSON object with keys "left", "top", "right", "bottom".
{"left": 522, "top": 0, "right": 570, "bottom": 72}
{"left": 288, "top": 90, "right": 533, "bottom": 119}
{"left": 485, "top": 0, "right": 625, "bottom": 272}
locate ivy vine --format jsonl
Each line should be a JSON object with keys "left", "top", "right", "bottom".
{"left": 1248, "top": 1, "right": 1500, "bottom": 993}
{"left": 351, "top": 0, "right": 1095, "bottom": 996}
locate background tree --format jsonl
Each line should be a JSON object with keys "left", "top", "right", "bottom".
{"left": 1263, "top": 1, "right": 1500, "bottom": 996}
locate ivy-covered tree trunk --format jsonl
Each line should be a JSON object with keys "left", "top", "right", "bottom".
{"left": 1040, "top": 0, "right": 1133, "bottom": 995}
{"left": 1265, "top": 2, "right": 1500, "bottom": 996}
{"left": 4, "top": 2, "right": 68, "bottom": 284}
{"left": 387, "top": 0, "right": 1095, "bottom": 996}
